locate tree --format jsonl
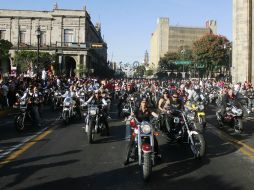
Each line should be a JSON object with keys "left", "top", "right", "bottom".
{"left": 0, "top": 39, "right": 12, "bottom": 60}
{"left": 134, "top": 65, "right": 145, "bottom": 78}
{"left": 193, "top": 34, "right": 230, "bottom": 78}
{"left": 14, "top": 51, "right": 56, "bottom": 73}
{"left": 145, "top": 69, "right": 153, "bottom": 76}
{"left": 158, "top": 52, "right": 179, "bottom": 72}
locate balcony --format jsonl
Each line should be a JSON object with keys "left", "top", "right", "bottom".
{"left": 12, "top": 42, "right": 89, "bottom": 51}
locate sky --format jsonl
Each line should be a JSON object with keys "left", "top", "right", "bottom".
{"left": 0, "top": 0, "right": 232, "bottom": 65}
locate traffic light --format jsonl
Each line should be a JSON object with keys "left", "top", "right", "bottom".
{"left": 91, "top": 43, "right": 104, "bottom": 48}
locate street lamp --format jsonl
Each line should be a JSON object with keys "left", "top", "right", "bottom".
{"left": 223, "top": 42, "right": 232, "bottom": 82}
{"left": 181, "top": 48, "right": 186, "bottom": 79}
{"left": 35, "top": 26, "right": 41, "bottom": 74}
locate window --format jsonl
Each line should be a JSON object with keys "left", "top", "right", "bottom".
{"left": 40, "top": 31, "right": 46, "bottom": 46}
{"left": 64, "top": 29, "right": 74, "bottom": 46}
{"left": 20, "top": 31, "right": 26, "bottom": 44}
{"left": 0, "top": 30, "right": 6, "bottom": 40}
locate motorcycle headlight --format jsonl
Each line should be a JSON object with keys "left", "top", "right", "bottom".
{"left": 54, "top": 92, "right": 58, "bottom": 96}
{"left": 64, "top": 102, "right": 71, "bottom": 106}
{"left": 198, "top": 104, "right": 205, "bottom": 111}
{"left": 187, "top": 113, "right": 195, "bottom": 120}
{"left": 20, "top": 101, "right": 26, "bottom": 105}
{"left": 89, "top": 108, "right": 97, "bottom": 116}
{"left": 174, "top": 117, "right": 180, "bottom": 123}
{"left": 141, "top": 124, "right": 151, "bottom": 134}
{"left": 232, "top": 107, "right": 243, "bottom": 116}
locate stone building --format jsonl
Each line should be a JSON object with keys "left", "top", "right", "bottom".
{"left": 232, "top": 0, "right": 253, "bottom": 83}
{"left": 0, "top": 4, "right": 107, "bottom": 77}
{"left": 150, "top": 18, "right": 217, "bottom": 70}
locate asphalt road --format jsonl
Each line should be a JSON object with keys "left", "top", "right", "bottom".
{"left": 0, "top": 103, "right": 254, "bottom": 190}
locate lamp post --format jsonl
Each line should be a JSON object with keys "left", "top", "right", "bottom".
{"left": 223, "top": 42, "right": 232, "bottom": 82}
{"left": 35, "top": 26, "right": 41, "bottom": 75}
{"left": 181, "top": 48, "right": 186, "bottom": 79}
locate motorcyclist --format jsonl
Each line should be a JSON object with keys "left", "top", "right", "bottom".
{"left": 85, "top": 89, "right": 110, "bottom": 136}
{"left": 21, "top": 85, "right": 43, "bottom": 127}
{"left": 217, "top": 88, "right": 237, "bottom": 119}
{"left": 165, "top": 92, "right": 184, "bottom": 137}
{"left": 157, "top": 90, "right": 171, "bottom": 131}
{"left": 124, "top": 97, "right": 160, "bottom": 165}
{"left": 62, "top": 85, "right": 81, "bottom": 118}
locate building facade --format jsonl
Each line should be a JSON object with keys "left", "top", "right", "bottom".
{"left": 150, "top": 18, "right": 217, "bottom": 70}
{"left": 232, "top": 0, "right": 253, "bottom": 83}
{"left": 0, "top": 5, "right": 107, "bottom": 77}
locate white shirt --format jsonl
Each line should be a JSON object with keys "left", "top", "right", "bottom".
{"left": 42, "top": 70, "right": 47, "bottom": 80}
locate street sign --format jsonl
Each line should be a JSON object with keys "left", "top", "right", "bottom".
{"left": 196, "top": 64, "right": 205, "bottom": 69}
{"left": 175, "top": 61, "right": 192, "bottom": 65}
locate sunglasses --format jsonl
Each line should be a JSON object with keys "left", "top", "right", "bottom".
{"left": 95, "top": 93, "right": 101, "bottom": 94}
{"left": 172, "top": 96, "right": 178, "bottom": 98}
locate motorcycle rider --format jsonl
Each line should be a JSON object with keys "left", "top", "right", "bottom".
{"left": 166, "top": 92, "right": 184, "bottom": 136}
{"left": 157, "top": 90, "right": 171, "bottom": 131}
{"left": 217, "top": 88, "right": 237, "bottom": 119}
{"left": 62, "top": 85, "right": 81, "bottom": 118}
{"left": 84, "top": 89, "right": 110, "bottom": 136}
{"left": 124, "top": 97, "right": 160, "bottom": 165}
{"left": 21, "top": 85, "right": 43, "bottom": 127}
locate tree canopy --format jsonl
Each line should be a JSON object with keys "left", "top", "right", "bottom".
{"left": 193, "top": 34, "right": 230, "bottom": 73}
{"left": 0, "top": 39, "right": 12, "bottom": 60}
{"left": 14, "top": 51, "right": 56, "bottom": 73}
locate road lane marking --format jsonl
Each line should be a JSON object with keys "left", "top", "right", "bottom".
{"left": 207, "top": 123, "right": 254, "bottom": 160}
{"left": 0, "top": 119, "right": 59, "bottom": 167}
{"left": 0, "top": 129, "right": 53, "bottom": 167}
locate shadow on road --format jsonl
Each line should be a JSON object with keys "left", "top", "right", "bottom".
{"left": 0, "top": 150, "right": 81, "bottom": 189}
{"left": 19, "top": 168, "right": 242, "bottom": 190}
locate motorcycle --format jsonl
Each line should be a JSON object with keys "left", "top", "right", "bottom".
{"left": 52, "top": 89, "right": 62, "bottom": 111}
{"left": 84, "top": 103, "right": 109, "bottom": 143}
{"left": 165, "top": 108, "right": 206, "bottom": 159}
{"left": 185, "top": 101, "right": 206, "bottom": 133}
{"left": 125, "top": 116, "right": 160, "bottom": 181}
{"left": 78, "top": 90, "right": 87, "bottom": 111}
{"left": 120, "top": 95, "right": 136, "bottom": 117}
{"left": 62, "top": 97, "right": 81, "bottom": 125}
{"left": 14, "top": 96, "right": 34, "bottom": 132}
{"left": 216, "top": 102, "right": 244, "bottom": 133}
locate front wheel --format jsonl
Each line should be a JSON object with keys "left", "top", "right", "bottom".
{"left": 190, "top": 132, "right": 206, "bottom": 159}
{"left": 193, "top": 121, "right": 204, "bottom": 134}
{"left": 62, "top": 111, "right": 70, "bottom": 125}
{"left": 199, "top": 116, "right": 206, "bottom": 129}
{"left": 15, "top": 114, "right": 25, "bottom": 132}
{"left": 234, "top": 118, "right": 243, "bottom": 134}
{"left": 88, "top": 121, "right": 95, "bottom": 144}
{"left": 141, "top": 153, "right": 152, "bottom": 182}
